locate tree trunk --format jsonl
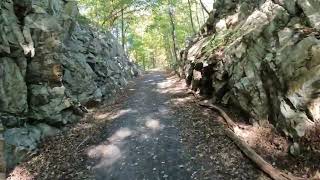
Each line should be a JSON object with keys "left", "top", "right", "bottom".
{"left": 121, "top": 8, "right": 125, "bottom": 52}
{"left": 142, "top": 55, "right": 146, "bottom": 70}
{"left": 164, "top": 35, "right": 174, "bottom": 66}
{"left": 200, "top": 1, "right": 206, "bottom": 25}
{"left": 115, "top": 20, "right": 120, "bottom": 42}
{"left": 195, "top": 0, "right": 201, "bottom": 29}
{"left": 168, "top": 4, "right": 178, "bottom": 66}
{"left": 188, "top": 0, "right": 196, "bottom": 34}
{"left": 199, "top": 0, "right": 209, "bottom": 14}
{"left": 152, "top": 52, "right": 156, "bottom": 68}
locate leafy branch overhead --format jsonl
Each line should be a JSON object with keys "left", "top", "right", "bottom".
{"left": 79, "top": 0, "right": 210, "bottom": 70}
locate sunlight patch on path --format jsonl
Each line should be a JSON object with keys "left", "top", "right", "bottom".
{"left": 145, "top": 119, "right": 161, "bottom": 130}
{"left": 88, "top": 72, "right": 200, "bottom": 180}
{"left": 87, "top": 128, "right": 134, "bottom": 170}
{"left": 95, "top": 108, "right": 137, "bottom": 120}
{"left": 88, "top": 144, "right": 122, "bottom": 169}
{"left": 110, "top": 109, "right": 137, "bottom": 120}
{"left": 108, "top": 128, "right": 133, "bottom": 142}
{"left": 95, "top": 113, "right": 111, "bottom": 120}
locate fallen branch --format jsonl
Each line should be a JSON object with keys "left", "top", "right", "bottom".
{"left": 199, "top": 0, "right": 209, "bottom": 14}
{"left": 225, "top": 129, "right": 304, "bottom": 180}
{"left": 187, "top": 90, "right": 201, "bottom": 99}
{"left": 198, "top": 101, "right": 237, "bottom": 129}
{"left": 197, "top": 101, "right": 305, "bottom": 180}
{"left": 187, "top": 90, "right": 209, "bottom": 102}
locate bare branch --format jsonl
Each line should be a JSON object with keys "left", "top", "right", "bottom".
{"left": 199, "top": 0, "right": 209, "bottom": 14}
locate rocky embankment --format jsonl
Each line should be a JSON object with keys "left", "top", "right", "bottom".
{"left": 0, "top": 0, "right": 140, "bottom": 168}
{"left": 180, "top": 0, "right": 320, "bottom": 151}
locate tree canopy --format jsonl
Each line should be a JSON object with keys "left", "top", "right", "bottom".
{"left": 79, "top": 0, "right": 210, "bottom": 70}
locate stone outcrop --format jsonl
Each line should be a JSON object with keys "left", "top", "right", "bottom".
{"left": 180, "top": 0, "right": 320, "bottom": 144}
{"left": 0, "top": 0, "right": 140, "bottom": 169}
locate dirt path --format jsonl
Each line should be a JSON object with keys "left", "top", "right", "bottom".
{"left": 9, "top": 71, "right": 268, "bottom": 180}
{"left": 88, "top": 71, "right": 268, "bottom": 180}
{"left": 89, "top": 71, "right": 200, "bottom": 180}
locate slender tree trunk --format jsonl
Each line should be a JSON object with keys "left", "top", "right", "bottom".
{"left": 115, "top": 20, "right": 120, "bottom": 41}
{"left": 200, "top": 1, "right": 206, "bottom": 25}
{"left": 199, "top": 0, "right": 209, "bottom": 14}
{"left": 168, "top": 5, "right": 178, "bottom": 65}
{"left": 187, "top": 0, "right": 196, "bottom": 34}
{"left": 142, "top": 55, "right": 146, "bottom": 70}
{"left": 195, "top": 0, "right": 201, "bottom": 29}
{"left": 164, "top": 36, "right": 174, "bottom": 66}
{"left": 152, "top": 52, "right": 156, "bottom": 68}
{"left": 121, "top": 8, "right": 125, "bottom": 52}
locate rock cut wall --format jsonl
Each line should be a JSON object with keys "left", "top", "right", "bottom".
{"left": 0, "top": 0, "right": 140, "bottom": 169}
{"left": 180, "top": 0, "right": 320, "bottom": 142}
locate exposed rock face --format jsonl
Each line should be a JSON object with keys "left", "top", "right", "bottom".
{"left": 0, "top": 0, "right": 140, "bottom": 168}
{"left": 181, "top": 0, "right": 320, "bottom": 141}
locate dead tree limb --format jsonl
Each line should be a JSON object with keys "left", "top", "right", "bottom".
{"left": 198, "top": 101, "right": 237, "bottom": 129}
{"left": 225, "top": 129, "right": 304, "bottom": 180}
{"left": 197, "top": 101, "right": 305, "bottom": 180}
{"left": 199, "top": 0, "right": 209, "bottom": 14}
{"left": 187, "top": 90, "right": 201, "bottom": 99}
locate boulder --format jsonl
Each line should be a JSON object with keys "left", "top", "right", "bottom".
{"left": 4, "top": 123, "right": 59, "bottom": 169}
{"left": 35, "top": 123, "right": 61, "bottom": 138}
{"left": 4, "top": 127, "right": 41, "bottom": 168}
{"left": 0, "top": 58, "right": 28, "bottom": 114}
{"left": 0, "top": 0, "right": 140, "bottom": 168}
{"left": 0, "top": 114, "right": 26, "bottom": 128}
{"left": 62, "top": 52, "right": 100, "bottom": 104}
{"left": 297, "top": 0, "right": 320, "bottom": 30}
{"left": 28, "top": 84, "right": 73, "bottom": 124}
{"left": 181, "top": 0, "right": 320, "bottom": 140}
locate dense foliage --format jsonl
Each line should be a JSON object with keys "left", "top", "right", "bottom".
{"left": 78, "top": 0, "right": 209, "bottom": 69}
